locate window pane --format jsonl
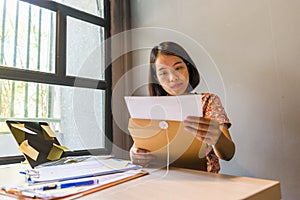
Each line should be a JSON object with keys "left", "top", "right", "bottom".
{"left": 0, "top": 0, "right": 56, "bottom": 73}
{"left": 53, "top": 0, "right": 104, "bottom": 18}
{"left": 66, "top": 16, "right": 105, "bottom": 80}
{"left": 59, "top": 86, "right": 105, "bottom": 150}
{"left": 0, "top": 79, "right": 105, "bottom": 156}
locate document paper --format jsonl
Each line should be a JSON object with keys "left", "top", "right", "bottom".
{"left": 28, "top": 157, "right": 141, "bottom": 183}
{"left": 124, "top": 95, "right": 202, "bottom": 121}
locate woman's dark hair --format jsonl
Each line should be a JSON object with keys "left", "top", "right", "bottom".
{"left": 148, "top": 41, "right": 200, "bottom": 96}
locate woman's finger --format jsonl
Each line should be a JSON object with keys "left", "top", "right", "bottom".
{"left": 185, "top": 116, "right": 219, "bottom": 127}
{"left": 184, "top": 125, "right": 220, "bottom": 145}
{"left": 183, "top": 120, "right": 210, "bottom": 131}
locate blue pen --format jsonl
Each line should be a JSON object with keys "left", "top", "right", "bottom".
{"left": 19, "top": 171, "right": 26, "bottom": 175}
{"left": 60, "top": 179, "right": 98, "bottom": 189}
{"left": 38, "top": 179, "right": 99, "bottom": 191}
{"left": 19, "top": 170, "right": 39, "bottom": 177}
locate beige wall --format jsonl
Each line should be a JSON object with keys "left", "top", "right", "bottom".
{"left": 127, "top": 0, "right": 300, "bottom": 199}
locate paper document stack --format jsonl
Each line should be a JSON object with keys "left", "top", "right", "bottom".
{"left": 0, "top": 156, "right": 148, "bottom": 199}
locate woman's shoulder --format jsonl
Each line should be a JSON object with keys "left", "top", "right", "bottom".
{"left": 198, "top": 92, "right": 231, "bottom": 127}
{"left": 192, "top": 92, "right": 222, "bottom": 104}
{"left": 199, "top": 93, "right": 219, "bottom": 101}
{"left": 198, "top": 93, "right": 225, "bottom": 108}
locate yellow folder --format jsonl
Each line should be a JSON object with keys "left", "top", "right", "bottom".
{"left": 128, "top": 118, "right": 207, "bottom": 170}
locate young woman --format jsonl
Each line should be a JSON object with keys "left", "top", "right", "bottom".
{"left": 130, "top": 41, "right": 235, "bottom": 173}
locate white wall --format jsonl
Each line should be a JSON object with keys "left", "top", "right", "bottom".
{"left": 129, "top": 0, "right": 300, "bottom": 199}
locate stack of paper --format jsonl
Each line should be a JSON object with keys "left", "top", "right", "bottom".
{"left": 28, "top": 156, "right": 142, "bottom": 183}
{"left": 0, "top": 157, "right": 148, "bottom": 199}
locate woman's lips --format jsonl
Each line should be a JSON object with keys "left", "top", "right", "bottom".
{"left": 171, "top": 83, "right": 182, "bottom": 89}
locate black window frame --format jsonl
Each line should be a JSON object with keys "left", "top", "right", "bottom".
{"left": 0, "top": 0, "right": 112, "bottom": 165}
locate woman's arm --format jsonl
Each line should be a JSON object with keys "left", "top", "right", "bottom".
{"left": 212, "top": 124, "right": 235, "bottom": 161}
{"left": 183, "top": 116, "right": 235, "bottom": 161}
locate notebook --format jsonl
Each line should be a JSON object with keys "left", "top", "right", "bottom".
{"left": 5, "top": 120, "right": 75, "bottom": 168}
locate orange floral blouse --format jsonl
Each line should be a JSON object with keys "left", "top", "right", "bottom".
{"left": 201, "top": 93, "right": 231, "bottom": 173}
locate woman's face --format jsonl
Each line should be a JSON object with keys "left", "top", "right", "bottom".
{"left": 155, "top": 54, "right": 189, "bottom": 96}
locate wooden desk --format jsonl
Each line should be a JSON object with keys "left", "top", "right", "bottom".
{"left": 0, "top": 164, "right": 281, "bottom": 200}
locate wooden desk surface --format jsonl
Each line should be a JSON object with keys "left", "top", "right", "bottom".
{"left": 81, "top": 167, "right": 281, "bottom": 200}
{"left": 0, "top": 164, "right": 281, "bottom": 200}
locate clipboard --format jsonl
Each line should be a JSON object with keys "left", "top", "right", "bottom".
{"left": 67, "top": 170, "right": 148, "bottom": 199}
{"left": 0, "top": 170, "right": 148, "bottom": 199}
{"left": 128, "top": 118, "right": 207, "bottom": 170}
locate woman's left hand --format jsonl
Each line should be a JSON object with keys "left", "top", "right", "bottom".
{"left": 183, "top": 116, "right": 221, "bottom": 145}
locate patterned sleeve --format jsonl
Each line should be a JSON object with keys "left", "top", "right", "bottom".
{"left": 202, "top": 93, "right": 231, "bottom": 128}
{"left": 201, "top": 93, "right": 231, "bottom": 173}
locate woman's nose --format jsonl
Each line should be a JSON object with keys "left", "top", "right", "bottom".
{"left": 169, "top": 71, "right": 179, "bottom": 82}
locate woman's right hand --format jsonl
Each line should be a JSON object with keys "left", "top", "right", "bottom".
{"left": 130, "top": 143, "right": 155, "bottom": 167}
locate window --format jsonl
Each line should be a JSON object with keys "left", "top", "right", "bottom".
{"left": 0, "top": 0, "right": 112, "bottom": 164}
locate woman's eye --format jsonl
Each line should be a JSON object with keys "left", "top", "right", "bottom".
{"left": 175, "top": 66, "right": 184, "bottom": 71}
{"left": 159, "top": 72, "right": 168, "bottom": 76}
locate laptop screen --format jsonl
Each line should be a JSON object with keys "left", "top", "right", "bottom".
{"left": 6, "top": 120, "right": 66, "bottom": 168}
